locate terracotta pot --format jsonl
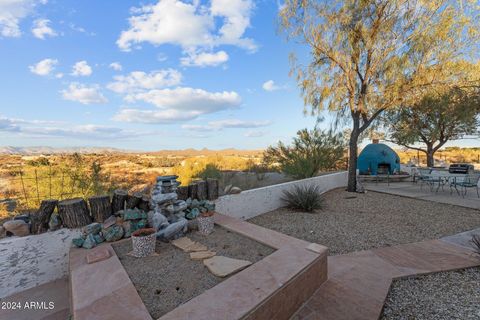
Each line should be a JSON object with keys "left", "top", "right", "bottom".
{"left": 197, "top": 212, "right": 214, "bottom": 235}
{"left": 131, "top": 228, "right": 156, "bottom": 257}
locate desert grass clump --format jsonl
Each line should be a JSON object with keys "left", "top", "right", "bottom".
{"left": 281, "top": 184, "right": 324, "bottom": 212}
{"left": 471, "top": 235, "right": 480, "bottom": 255}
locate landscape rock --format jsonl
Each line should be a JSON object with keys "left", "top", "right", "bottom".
{"left": 86, "top": 247, "right": 111, "bottom": 264}
{"left": 229, "top": 187, "right": 242, "bottom": 194}
{"left": 103, "top": 215, "right": 116, "bottom": 229}
{"left": 82, "top": 234, "right": 97, "bottom": 249}
{"left": 203, "top": 256, "right": 252, "bottom": 277}
{"left": 83, "top": 222, "right": 102, "bottom": 235}
{"left": 224, "top": 184, "right": 233, "bottom": 195}
{"left": 151, "top": 192, "right": 177, "bottom": 205}
{"left": 190, "top": 251, "right": 216, "bottom": 260}
{"left": 171, "top": 237, "right": 208, "bottom": 252}
{"left": 123, "top": 208, "right": 147, "bottom": 221}
{"left": 103, "top": 224, "right": 124, "bottom": 242}
{"left": 156, "top": 218, "right": 187, "bottom": 241}
{"left": 14, "top": 213, "right": 30, "bottom": 224}
{"left": 152, "top": 212, "right": 169, "bottom": 231}
{"left": 72, "top": 237, "right": 85, "bottom": 248}
{"left": 93, "top": 233, "right": 105, "bottom": 244}
{"left": 48, "top": 212, "right": 61, "bottom": 231}
{"left": 3, "top": 220, "right": 30, "bottom": 237}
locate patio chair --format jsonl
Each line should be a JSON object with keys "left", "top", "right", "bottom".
{"left": 450, "top": 173, "right": 480, "bottom": 198}
{"left": 415, "top": 168, "right": 432, "bottom": 190}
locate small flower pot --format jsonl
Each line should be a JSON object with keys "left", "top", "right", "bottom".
{"left": 197, "top": 212, "right": 214, "bottom": 235}
{"left": 131, "top": 228, "right": 156, "bottom": 258}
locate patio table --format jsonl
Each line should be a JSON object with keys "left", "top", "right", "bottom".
{"left": 424, "top": 172, "right": 464, "bottom": 193}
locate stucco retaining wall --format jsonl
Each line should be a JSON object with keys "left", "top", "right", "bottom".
{"left": 215, "top": 171, "right": 348, "bottom": 220}
{"left": 0, "top": 228, "right": 81, "bottom": 298}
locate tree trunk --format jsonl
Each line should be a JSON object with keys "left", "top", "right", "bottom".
{"left": 88, "top": 195, "right": 112, "bottom": 222}
{"left": 206, "top": 178, "right": 219, "bottom": 200}
{"left": 111, "top": 189, "right": 128, "bottom": 214}
{"left": 196, "top": 180, "right": 207, "bottom": 200}
{"left": 126, "top": 192, "right": 143, "bottom": 209}
{"left": 188, "top": 183, "right": 198, "bottom": 200}
{"left": 31, "top": 199, "right": 58, "bottom": 234}
{"left": 58, "top": 198, "right": 91, "bottom": 228}
{"left": 347, "top": 119, "right": 360, "bottom": 192}
{"left": 138, "top": 195, "right": 151, "bottom": 212}
{"left": 426, "top": 145, "right": 435, "bottom": 167}
{"left": 177, "top": 186, "right": 189, "bottom": 200}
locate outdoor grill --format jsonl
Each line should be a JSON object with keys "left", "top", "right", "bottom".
{"left": 448, "top": 163, "right": 474, "bottom": 174}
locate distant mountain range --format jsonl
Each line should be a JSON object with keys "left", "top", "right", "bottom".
{"left": 0, "top": 146, "right": 129, "bottom": 155}
{"left": 0, "top": 146, "right": 263, "bottom": 156}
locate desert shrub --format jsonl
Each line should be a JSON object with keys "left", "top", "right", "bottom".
{"left": 472, "top": 235, "right": 480, "bottom": 255}
{"left": 263, "top": 128, "right": 345, "bottom": 179}
{"left": 195, "top": 163, "right": 222, "bottom": 180}
{"left": 281, "top": 184, "right": 324, "bottom": 212}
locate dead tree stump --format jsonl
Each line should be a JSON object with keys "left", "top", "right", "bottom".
{"left": 58, "top": 198, "right": 91, "bottom": 228}
{"left": 177, "top": 186, "right": 189, "bottom": 200}
{"left": 196, "top": 180, "right": 207, "bottom": 200}
{"left": 111, "top": 189, "right": 128, "bottom": 214}
{"left": 126, "top": 192, "right": 143, "bottom": 209}
{"left": 138, "top": 195, "right": 151, "bottom": 212}
{"left": 88, "top": 195, "right": 111, "bottom": 222}
{"left": 207, "top": 178, "right": 219, "bottom": 200}
{"left": 188, "top": 183, "right": 198, "bottom": 200}
{"left": 31, "top": 199, "right": 58, "bottom": 234}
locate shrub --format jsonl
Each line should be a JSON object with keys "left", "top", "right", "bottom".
{"left": 281, "top": 184, "right": 324, "bottom": 212}
{"left": 471, "top": 235, "right": 480, "bottom": 255}
{"left": 195, "top": 163, "right": 222, "bottom": 180}
{"left": 263, "top": 128, "right": 345, "bottom": 179}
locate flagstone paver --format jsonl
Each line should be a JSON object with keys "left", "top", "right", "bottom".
{"left": 291, "top": 239, "right": 480, "bottom": 320}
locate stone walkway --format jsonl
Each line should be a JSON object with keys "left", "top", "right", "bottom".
{"left": 291, "top": 236, "right": 480, "bottom": 320}
{"left": 364, "top": 181, "right": 480, "bottom": 210}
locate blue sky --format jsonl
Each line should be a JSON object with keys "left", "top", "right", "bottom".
{"left": 0, "top": 0, "right": 324, "bottom": 151}
{"left": 0, "top": 0, "right": 478, "bottom": 151}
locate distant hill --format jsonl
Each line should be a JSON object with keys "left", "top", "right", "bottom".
{"left": 0, "top": 146, "right": 264, "bottom": 156}
{"left": 0, "top": 146, "right": 129, "bottom": 155}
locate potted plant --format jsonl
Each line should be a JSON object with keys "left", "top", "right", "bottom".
{"left": 197, "top": 211, "right": 214, "bottom": 235}
{"left": 131, "top": 228, "right": 156, "bottom": 258}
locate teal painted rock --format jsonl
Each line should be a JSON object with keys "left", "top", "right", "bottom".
{"left": 82, "top": 234, "right": 97, "bottom": 249}
{"left": 186, "top": 207, "right": 200, "bottom": 220}
{"left": 123, "top": 209, "right": 148, "bottom": 221}
{"left": 93, "top": 233, "right": 105, "bottom": 244}
{"left": 72, "top": 237, "right": 85, "bottom": 248}
{"left": 191, "top": 199, "right": 200, "bottom": 208}
{"left": 103, "top": 225, "right": 124, "bottom": 242}
{"left": 83, "top": 222, "right": 102, "bottom": 235}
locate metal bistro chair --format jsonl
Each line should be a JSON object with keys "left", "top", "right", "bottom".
{"left": 450, "top": 173, "right": 480, "bottom": 198}
{"left": 416, "top": 168, "right": 432, "bottom": 190}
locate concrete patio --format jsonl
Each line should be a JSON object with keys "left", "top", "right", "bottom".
{"left": 364, "top": 181, "right": 480, "bottom": 210}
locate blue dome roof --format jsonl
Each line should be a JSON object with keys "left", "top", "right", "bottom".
{"left": 357, "top": 143, "right": 400, "bottom": 175}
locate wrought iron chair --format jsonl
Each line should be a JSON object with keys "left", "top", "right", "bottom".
{"left": 450, "top": 173, "right": 480, "bottom": 198}
{"left": 415, "top": 168, "right": 432, "bottom": 190}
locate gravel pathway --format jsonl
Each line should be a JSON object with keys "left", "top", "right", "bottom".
{"left": 381, "top": 267, "right": 480, "bottom": 320}
{"left": 249, "top": 189, "right": 480, "bottom": 255}
{"left": 113, "top": 227, "right": 274, "bottom": 319}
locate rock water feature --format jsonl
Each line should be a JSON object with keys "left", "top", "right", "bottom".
{"left": 72, "top": 175, "right": 217, "bottom": 249}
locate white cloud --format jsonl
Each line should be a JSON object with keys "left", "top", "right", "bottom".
{"left": 109, "top": 62, "right": 122, "bottom": 71}
{"left": 0, "top": 0, "right": 47, "bottom": 37}
{"left": 114, "top": 88, "right": 241, "bottom": 124}
{"left": 0, "top": 115, "right": 145, "bottom": 140}
{"left": 262, "top": 80, "right": 286, "bottom": 92}
{"left": 71, "top": 60, "right": 92, "bottom": 77}
{"left": 61, "top": 83, "right": 108, "bottom": 105}
{"left": 117, "top": 0, "right": 256, "bottom": 65}
{"left": 29, "top": 58, "right": 58, "bottom": 76}
{"left": 244, "top": 130, "right": 267, "bottom": 137}
{"left": 31, "top": 18, "right": 57, "bottom": 39}
{"left": 113, "top": 109, "right": 199, "bottom": 124}
{"left": 182, "top": 119, "right": 271, "bottom": 131}
{"left": 125, "top": 87, "right": 241, "bottom": 113}
{"left": 107, "top": 69, "right": 182, "bottom": 93}
{"left": 180, "top": 50, "right": 229, "bottom": 67}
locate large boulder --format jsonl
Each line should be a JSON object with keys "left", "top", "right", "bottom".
{"left": 3, "top": 220, "right": 30, "bottom": 237}
{"left": 103, "top": 224, "right": 124, "bottom": 242}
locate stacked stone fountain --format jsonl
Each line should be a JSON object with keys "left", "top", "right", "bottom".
{"left": 151, "top": 176, "right": 188, "bottom": 241}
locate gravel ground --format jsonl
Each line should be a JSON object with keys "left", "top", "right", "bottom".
{"left": 249, "top": 189, "right": 480, "bottom": 255}
{"left": 112, "top": 227, "right": 274, "bottom": 319}
{"left": 381, "top": 267, "right": 480, "bottom": 320}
